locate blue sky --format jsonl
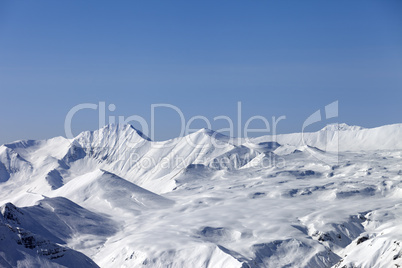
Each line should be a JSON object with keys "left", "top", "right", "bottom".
{"left": 0, "top": 0, "right": 401, "bottom": 143}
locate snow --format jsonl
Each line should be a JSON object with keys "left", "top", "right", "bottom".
{"left": 0, "top": 199, "right": 100, "bottom": 267}
{"left": 0, "top": 123, "right": 401, "bottom": 267}
{"left": 253, "top": 123, "right": 402, "bottom": 152}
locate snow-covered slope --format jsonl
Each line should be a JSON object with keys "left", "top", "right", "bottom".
{"left": 0, "top": 123, "right": 401, "bottom": 267}
{"left": 0, "top": 199, "right": 103, "bottom": 267}
{"left": 252, "top": 123, "right": 402, "bottom": 152}
{"left": 49, "top": 169, "right": 174, "bottom": 215}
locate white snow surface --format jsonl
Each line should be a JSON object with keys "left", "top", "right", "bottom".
{"left": 0, "top": 123, "right": 401, "bottom": 267}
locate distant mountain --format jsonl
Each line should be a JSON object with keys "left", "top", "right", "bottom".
{"left": 252, "top": 123, "right": 402, "bottom": 152}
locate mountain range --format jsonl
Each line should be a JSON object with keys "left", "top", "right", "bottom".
{"left": 1, "top": 123, "right": 401, "bottom": 267}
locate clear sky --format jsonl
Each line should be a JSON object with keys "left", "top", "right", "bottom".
{"left": 0, "top": 0, "right": 401, "bottom": 143}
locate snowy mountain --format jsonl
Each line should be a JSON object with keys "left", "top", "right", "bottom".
{"left": 0, "top": 123, "right": 401, "bottom": 267}
{"left": 252, "top": 123, "right": 402, "bottom": 152}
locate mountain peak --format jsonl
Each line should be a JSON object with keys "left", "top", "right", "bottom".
{"left": 75, "top": 124, "right": 151, "bottom": 146}
{"left": 194, "top": 128, "right": 215, "bottom": 135}
{"left": 321, "top": 123, "right": 364, "bottom": 132}
{"left": 1, "top": 202, "right": 23, "bottom": 224}
{"left": 98, "top": 124, "right": 151, "bottom": 141}
{"left": 190, "top": 128, "right": 229, "bottom": 139}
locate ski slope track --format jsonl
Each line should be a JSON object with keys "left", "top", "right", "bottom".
{"left": 0, "top": 123, "right": 401, "bottom": 267}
